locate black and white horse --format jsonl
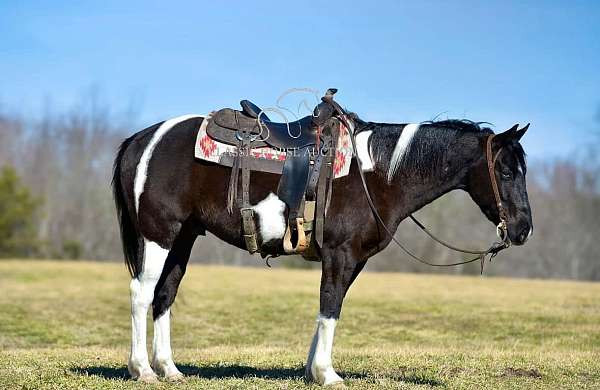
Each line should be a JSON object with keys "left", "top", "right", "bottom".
{"left": 112, "top": 112, "right": 532, "bottom": 385}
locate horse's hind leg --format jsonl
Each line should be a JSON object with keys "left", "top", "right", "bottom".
{"left": 128, "top": 238, "right": 171, "bottom": 382}
{"left": 150, "top": 227, "right": 196, "bottom": 381}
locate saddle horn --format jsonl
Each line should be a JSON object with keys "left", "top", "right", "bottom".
{"left": 323, "top": 88, "right": 338, "bottom": 100}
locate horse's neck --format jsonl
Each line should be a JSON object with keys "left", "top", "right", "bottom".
{"left": 394, "top": 170, "right": 463, "bottom": 217}
{"left": 415, "top": 179, "right": 460, "bottom": 211}
{"left": 370, "top": 144, "right": 478, "bottom": 229}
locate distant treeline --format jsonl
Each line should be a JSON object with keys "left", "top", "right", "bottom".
{"left": 0, "top": 100, "right": 598, "bottom": 280}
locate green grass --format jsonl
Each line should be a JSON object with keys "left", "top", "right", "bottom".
{"left": 0, "top": 260, "right": 599, "bottom": 389}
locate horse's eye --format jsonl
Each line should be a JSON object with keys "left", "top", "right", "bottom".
{"left": 501, "top": 169, "right": 511, "bottom": 179}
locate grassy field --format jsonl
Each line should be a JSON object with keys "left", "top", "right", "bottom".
{"left": 0, "top": 260, "right": 599, "bottom": 389}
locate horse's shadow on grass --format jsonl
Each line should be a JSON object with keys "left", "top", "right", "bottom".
{"left": 71, "top": 364, "right": 443, "bottom": 386}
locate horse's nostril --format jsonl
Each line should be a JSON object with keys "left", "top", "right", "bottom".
{"left": 518, "top": 227, "right": 531, "bottom": 243}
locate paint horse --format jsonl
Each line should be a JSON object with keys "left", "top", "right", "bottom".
{"left": 112, "top": 97, "right": 532, "bottom": 386}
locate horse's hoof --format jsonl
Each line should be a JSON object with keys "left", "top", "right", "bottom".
{"left": 137, "top": 372, "right": 159, "bottom": 383}
{"left": 164, "top": 372, "right": 185, "bottom": 382}
{"left": 305, "top": 367, "right": 345, "bottom": 387}
{"left": 152, "top": 360, "right": 185, "bottom": 382}
{"left": 128, "top": 363, "right": 159, "bottom": 383}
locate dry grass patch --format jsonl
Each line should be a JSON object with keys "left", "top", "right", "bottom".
{"left": 0, "top": 260, "right": 598, "bottom": 389}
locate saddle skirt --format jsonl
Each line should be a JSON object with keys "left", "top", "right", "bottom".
{"left": 195, "top": 113, "right": 354, "bottom": 179}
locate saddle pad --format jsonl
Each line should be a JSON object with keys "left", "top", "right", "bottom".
{"left": 195, "top": 114, "right": 354, "bottom": 179}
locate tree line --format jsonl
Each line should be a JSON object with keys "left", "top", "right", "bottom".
{"left": 0, "top": 99, "right": 598, "bottom": 280}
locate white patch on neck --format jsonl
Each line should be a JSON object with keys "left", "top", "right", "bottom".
{"left": 252, "top": 193, "right": 286, "bottom": 243}
{"left": 387, "top": 123, "right": 420, "bottom": 183}
{"left": 134, "top": 115, "right": 202, "bottom": 212}
{"left": 355, "top": 130, "right": 374, "bottom": 171}
{"left": 344, "top": 118, "right": 374, "bottom": 172}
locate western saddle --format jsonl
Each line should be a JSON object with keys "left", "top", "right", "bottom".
{"left": 205, "top": 88, "right": 344, "bottom": 258}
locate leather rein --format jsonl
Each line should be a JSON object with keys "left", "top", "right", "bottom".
{"left": 325, "top": 99, "right": 510, "bottom": 272}
{"left": 407, "top": 135, "right": 511, "bottom": 258}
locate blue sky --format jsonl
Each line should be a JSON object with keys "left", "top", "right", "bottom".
{"left": 1, "top": 1, "right": 599, "bottom": 159}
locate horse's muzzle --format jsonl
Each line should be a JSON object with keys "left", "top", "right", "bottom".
{"left": 512, "top": 223, "right": 532, "bottom": 246}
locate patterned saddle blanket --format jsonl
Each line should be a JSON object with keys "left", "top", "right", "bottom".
{"left": 194, "top": 114, "right": 354, "bottom": 179}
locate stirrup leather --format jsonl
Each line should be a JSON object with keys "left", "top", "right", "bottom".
{"left": 240, "top": 207, "right": 259, "bottom": 254}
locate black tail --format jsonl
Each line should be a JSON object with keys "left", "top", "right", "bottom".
{"left": 112, "top": 135, "right": 144, "bottom": 278}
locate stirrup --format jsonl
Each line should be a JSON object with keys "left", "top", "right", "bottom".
{"left": 283, "top": 217, "right": 307, "bottom": 254}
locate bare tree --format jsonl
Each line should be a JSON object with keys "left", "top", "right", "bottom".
{"left": 1, "top": 99, "right": 598, "bottom": 280}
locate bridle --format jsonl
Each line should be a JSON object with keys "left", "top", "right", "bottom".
{"left": 486, "top": 133, "right": 509, "bottom": 244}
{"left": 324, "top": 98, "right": 511, "bottom": 272}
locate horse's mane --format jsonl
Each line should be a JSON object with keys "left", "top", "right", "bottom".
{"left": 352, "top": 116, "right": 500, "bottom": 181}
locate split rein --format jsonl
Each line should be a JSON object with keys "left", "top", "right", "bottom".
{"left": 335, "top": 109, "right": 511, "bottom": 273}
{"left": 403, "top": 135, "right": 511, "bottom": 272}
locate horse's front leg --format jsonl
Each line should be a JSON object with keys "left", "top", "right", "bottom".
{"left": 306, "top": 244, "right": 366, "bottom": 386}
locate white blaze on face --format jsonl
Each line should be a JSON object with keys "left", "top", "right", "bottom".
{"left": 134, "top": 114, "right": 203, "bottom": 212}
{"left": 388, "top": 123, "right": 420, "bottom": 183}
{"left": 252, "top": 193, "right": 286, "bottom": 242}
{"left": 517, "top": 163, "right": 524, "bottom": 175}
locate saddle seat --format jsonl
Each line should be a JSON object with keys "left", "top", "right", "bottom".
{"left": 208, "top": 101, "right": 319, "bottom": 149}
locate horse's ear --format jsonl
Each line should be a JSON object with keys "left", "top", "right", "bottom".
{"left": 494, "top": 124, "right": 520, "bottom": 145}
{"left": 514, "top": 123, "right": 530, "bottom": 141}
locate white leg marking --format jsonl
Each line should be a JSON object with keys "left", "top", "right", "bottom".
{"left": 252, "top": 193, "right": 286, "bottom": 242}
{"left": 388, "top": 123, "right": 420, "bottom": 183}
{"left": 128, "top": 239, "right": 169, "bottom": 382}
{"left": 152, "top": 308, "right": 183, "bottom": 380}
{"left": 355, "top": 130, "right": 374, "bottom": 171}
{"left": 306, "top": 315, "right": 343, "bottom": 386}
{"left": 134, "top": 114, "right": 203, "bottom": 212}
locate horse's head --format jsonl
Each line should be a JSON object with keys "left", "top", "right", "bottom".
{"left": 467, "top": 124, "right": 533, "bottom": 246}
